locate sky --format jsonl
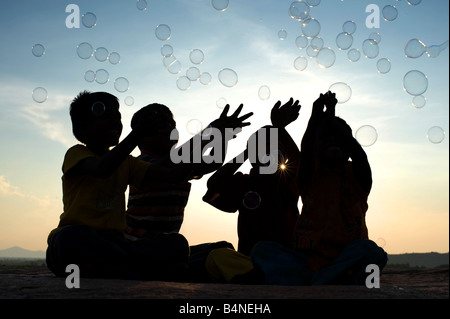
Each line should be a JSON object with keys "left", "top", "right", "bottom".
{"left": 0, "top": 0, "right": 448, "bottom": 255}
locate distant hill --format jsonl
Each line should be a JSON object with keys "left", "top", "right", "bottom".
{"left": 0, "top": 246, "right": 45, "bottom": 259}
{"left": 387, "top": 252, "right": 449, "bottom": 268}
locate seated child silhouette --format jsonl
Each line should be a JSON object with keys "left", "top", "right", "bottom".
{"left": 125, "top": 103, "right": 253, "bottom": 281}
{"left": 251, "top": 92, "right": 388, "bottom": 285}
{"left": 202, "top": 98, "right": 301, "bottom": 283}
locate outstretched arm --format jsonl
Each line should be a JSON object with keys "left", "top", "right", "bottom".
{"left": 298, "top": 94, "right": 327, "bottom": 191}
{"left": 271, "top": 98, "right": 302, "bottom": 179}
{"left": 202, "top": 148, "right": 249, "bottom": 212}
{"left": 169, "top": 104, "right": 253, "bottom": 178}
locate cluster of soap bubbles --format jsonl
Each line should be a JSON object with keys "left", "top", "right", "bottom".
{"left": 31, "top": 9, "right": 134, "bottom": 108}
{"left": 154, "top": 23, "right": 238, "bottom": 92}
{"left": 75, "top": 41, "right": 129, "bottom": 94}
{"left": 31, "top": 43, "right": 48, "bottom": 102}
{"left": 405, "top": 39, "right": 449, "bottom": 59}
{"left": 288, "top": 1, "right": 446, "bottom": 145}
{"left": 30, "top": 0, "right": 446, "bottom": 145}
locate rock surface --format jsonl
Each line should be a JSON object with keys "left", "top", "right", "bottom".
{"left": 0, "top": 267, "right": 447, "bottom": 300}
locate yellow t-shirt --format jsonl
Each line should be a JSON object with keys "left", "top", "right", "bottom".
{"left": 49, "top": 144, "right": 150, "bottom": 239}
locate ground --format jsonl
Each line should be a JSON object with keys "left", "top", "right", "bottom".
{"left": 0, "top": 262, "right": 447, "bottom": 300}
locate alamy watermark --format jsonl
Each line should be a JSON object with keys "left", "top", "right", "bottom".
{"left": 170, "top": 127, "right": 280, "bottom": 175}
{"left": 65, "top": 264, "right": 80, "bottom": 289}
{"left": 365, "top": 264, "right": 381, "bottom": 288}
{"left": 366, "top": 4, "right": 381, "bottom": 29}
{"left": 65, "top": 4, "right": 81, "bottom": 29}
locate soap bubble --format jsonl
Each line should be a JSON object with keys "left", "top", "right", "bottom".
{"left": 199, "top": 72, "right": 212, "bottom": 85}
{"left": 316, "top": 47, "right": 336, "bottom": 68}
{"left": 427, "top": 126, "right": 445, "bottom": 144}
{"left": 278, "top": 29, "right": 287, "bottom": 40}
{"left": 342, "top": 20, "right": 356, "bottom": 34}
{"left": 362, "top": 39, "right": 379, "bottom": 59}
{"left": 186, "top": 67, "right": 201, "bottom": 81}
{"left": 212, "top": 0, "right": 229, "bottom": 11}
{"left": 186, "top": 119, "right": 203, "bottom": 135}
{"left": 167, "top": 60, "right": 182, "bottom": 74}
{"left": 310, "top": 37, "right": 324, "bottom": 50}
{"left": 32, "top": 87, "right": 48, "bottom": 103}
{"left": 403, "top": 70, "right": 428, "bottom": 96}
{"left": 108, "top": 52, "right": 120, "bottom": 65}
{"left": 242, "top": 191, "right": 261, "bottom": 210}
{"left": 124, "top": 96, "right": 135, "bottom": 106}
{"left": 406, "top": 0, "right": 422, "bottom": 5}
{"left": 177, "top": 76, "right": 191, "bottom": 91}
{"left": 329, "top": 82, "right": 352, "bottom": 104}
{"left": 155, "top": 24, "right": 171, "bottom": 41}
{"left": 426, "top": 41, "right": 448, "bottom": 58}
{"left": 95, "top": 69, "right": 109, "bottom": 84}
{"left": 81, "top": 12, "right": 97, "bottom": 28}
{"left": 305, "top": 0, "right": 321, "bottom": 7}
{"left": 136, "top": 0, "right": 147, "bottom": 11}
{"left": 355, "top": 125, "right": 378, "bottom": 147}
{"left": 216, "top": 97, "right": 227, "bottom": 109}
{"left": 306, "top": 45, "right": 319, "bottom": 58}
{"left": 368, "top": 32, "right": 381, "bottom": 44}
{"left": 382, "top": 5, "right": 398, "bottom": 21}
{"left": 336, "top": 32, "right": 353, "bottom": 50}
{"left": 91, "top": 102, "right": 105, "bottom": 116}
{"left": 294, "top": 56, "right": 308, "bottom": 71}
{"left": 84, "top": 70, "right": 95, "bottom": 82}
{"left": 302, "top": 18, "right": 321, "bottom": 38}
{"left": 412, "top": 95, "right": 426, "bottom": 109}
{"left": 218, "top": 68, "right": 238, "bottom": 87}
{"left": 289, "top": 1, "right": 310, "bottom": 21}
{"left": 405, "top": 39, "right": 427, "bottom": 58}
{"left": 426, "top": 45, "right": 441, "bottom": 58}
{"left": 163, "top": 55, "right": 177, "bottom": 68}
{"left": 190, "top": 49, "right": 204, "bottom": 64}
{"left": 296, "top": 35, "right": 309, "bottom": 49}
{"left": 161, "top": 44, "right": 173, "bottom": 57}
{"left": 32, "top": 44, "right": 45, "bottom": 57}
{"left": 347, "top": 48, "right": 361, "bottom": 62}
{"left": 94, "top": 47, "right": 109, "bottom": 62}
{"left": 114, "top": 77, "right": 129, "bottom": 93}
{"left": 77, "top": 42, "right": 93, "bottom": 59}
{"left": 376, "top": 58, "right": 391, "bottom": 74}
{"left": 258, "top": 85, "right": 271, "bottom": 100}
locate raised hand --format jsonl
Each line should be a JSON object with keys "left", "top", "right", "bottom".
{"left": 270, "top": 97, "right": 301, "bottom": 128}
{"left": 210, "top": 104, "right": 253, "bottom": 132}
{"left": 324, "top": 91, "right": 337, "bottom": 117}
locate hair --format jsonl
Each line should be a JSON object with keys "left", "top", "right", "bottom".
{"left": 130, "top": 103, "right": 173, "bottom": 130}
{"left": 70, "top": 90, "right": 119, "bottom": 143}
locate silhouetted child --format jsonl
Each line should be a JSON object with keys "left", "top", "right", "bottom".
{"left": 125, "top": 103, "right": 253, "bottom": 281}
{"left": 202, "top": 98, "right": 301, "bottom": 283}
{"left": 251, "top": 92, "right": 388, "bottom": 285}
{"left": 46, "top": 91, "right": 199, "bottom": 280}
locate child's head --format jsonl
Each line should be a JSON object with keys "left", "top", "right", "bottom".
{"left": 70, "top": 91, "right": 122, "bottom": 147}
{"left": 131, "top": 103, "right": 177, "bottom": 154}
{"left": 314, "top": 117, "right": 353, "bottom": 167}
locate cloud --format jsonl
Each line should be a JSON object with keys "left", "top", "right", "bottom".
{"left": 0, "top": 175, "right": 56, "bottom": 207}
{"left": 0, "top": 176, "right": 24, "bottom": 197}
{"left": 0, "top": 81, "right": 76, "bottom": 147}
